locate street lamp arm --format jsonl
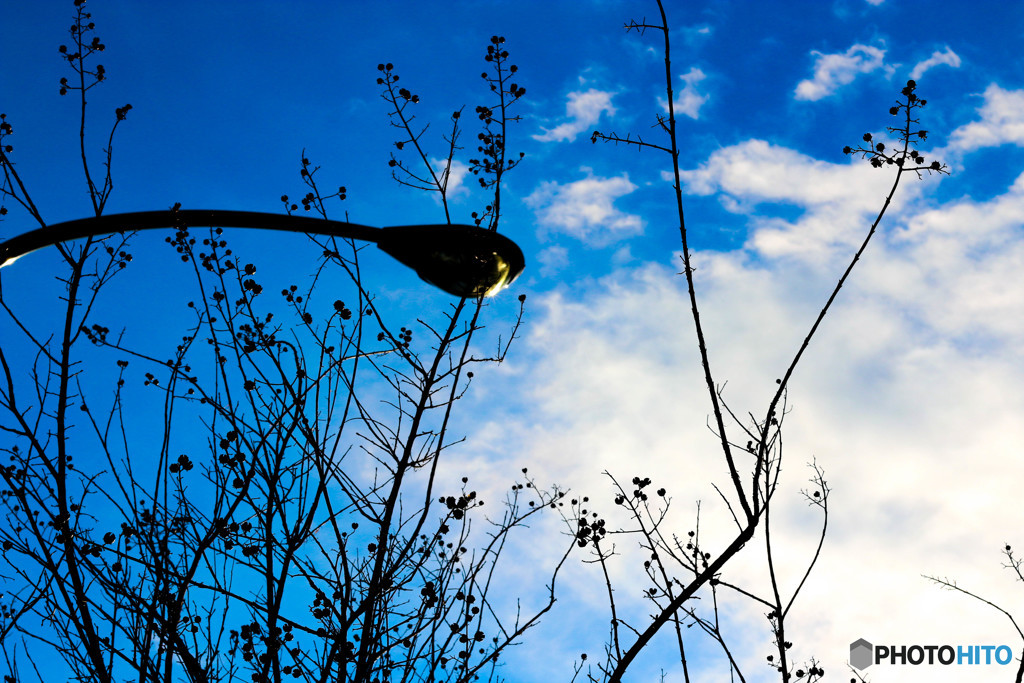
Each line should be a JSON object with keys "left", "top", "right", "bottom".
{"left": 0, "top": 210, "right": 383, "bottom": 267}
{"left": 0, "top": 210, "right": 525, "bottom": 298}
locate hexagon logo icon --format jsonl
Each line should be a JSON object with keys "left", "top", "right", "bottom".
{"left": 850, "top": 638, "right": 874, "bottom": 670}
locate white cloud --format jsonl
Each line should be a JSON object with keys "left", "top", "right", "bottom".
{"left": 679, "top": 139, "right": 886, "bottom": 208}
{"left": 431, "top": 158, "right": 470, "bottom": 199}
{"left": 612, "top": 244, "right": 634, "bottom": 265}
{"left": 659, "top": 67, "right": 709, "bottom": 119}
{"left": 909, "top": 46, "right": 962, "bottom": 80}
{"left": 536, "top": 245, "right": 569, "bottom": 277}
{"left": 795, "top": 44, "right": 890, "bottom": 101}
{"left": 525, "top": 169, "right": 643, "bottom": 245}
{"left": 885, "top": 171, "right": 1024, "bottom": 340}
{"left": 676, "top": 139, "right": 918, "bottom": 262}
{"left": 462, "top": 75, "right": 1024, "bottom": 683}
{"left": 533, "top": 88, "right": 616, "bottom": 143}
{"left": 470, "top": 159, "right": 1024, "bottom": 681}
{"left": 946, "top": 84, "right": 1024, "bottom": 153}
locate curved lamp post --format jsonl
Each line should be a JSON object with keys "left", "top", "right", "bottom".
{"left": 0, "top": 210, "right": 526, "bottom": 298}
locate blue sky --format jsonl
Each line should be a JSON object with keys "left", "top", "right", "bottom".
{"left": 4, "top": 1, "right": 1024, "bottom": 682}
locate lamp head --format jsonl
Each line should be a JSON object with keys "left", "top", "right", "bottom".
{"left": 377, "top": 224, "right": 525, "bottom": 298}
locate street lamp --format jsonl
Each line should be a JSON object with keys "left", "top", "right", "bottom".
{"left": 0, "top": 210, "right": 526, "bottom": 298}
